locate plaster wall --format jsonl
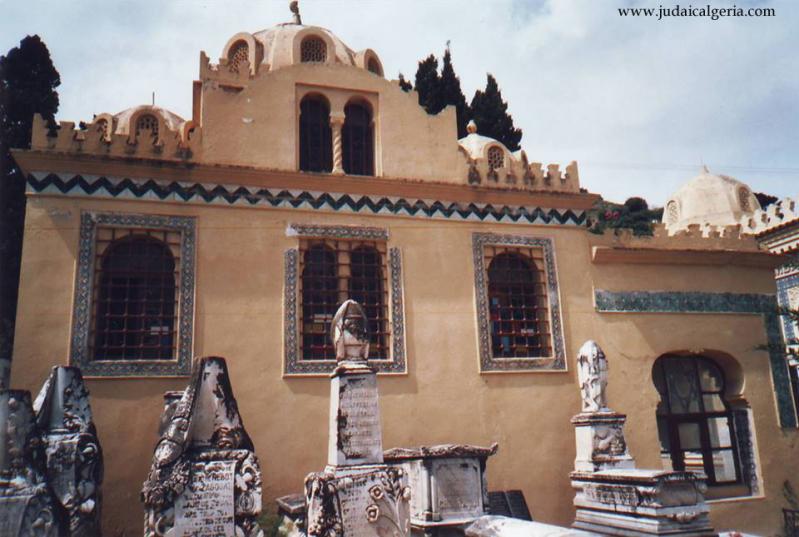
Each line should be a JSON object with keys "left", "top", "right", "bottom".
{"left": 11, "top": 194, "right": 798, "bottom": 535}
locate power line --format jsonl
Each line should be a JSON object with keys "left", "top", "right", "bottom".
{"left": 581, "top": 161, "right": 799, "bottom": 176}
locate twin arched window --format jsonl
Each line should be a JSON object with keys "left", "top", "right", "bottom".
{"left": 298, "top": 96, "right": 374, "bottom": 176}
{"left": 653, "top": 356, "right": 742, "bottom": 487}
{"left": 92, "top": 235, "right": 177, "bottom": 361}
{"left": 486, "top": 251, "right": 550, "bottom": 358}
{"left": 300, "top": 240, "right": 388, "bottom": 360}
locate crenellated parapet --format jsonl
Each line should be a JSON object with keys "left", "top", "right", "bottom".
{"left": 458, "top": 120, "right": 580, "bottom": 194}
{"left": 29, "top": 106, "right": 201, "bottom": 161}
{"left": 741, "top": 196, "right": 799, "bottom": 236}
{"left": 594, "top": 223, "right": 763, "bottom": 252}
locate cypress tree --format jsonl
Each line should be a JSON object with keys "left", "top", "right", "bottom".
{"left": 397, "top": 73, "right": 413, "bottom": 92}
{"left": 414, "top": 54, "right": 443, "bottom": 114}
{"left": 439, "top": 47, "right": 471, "bottom": 139}
{"left": 470, "top": 74, "right": 522, "bottom": 151}
{"left": 0, "top": 35, "right": 60, "bottom": 358}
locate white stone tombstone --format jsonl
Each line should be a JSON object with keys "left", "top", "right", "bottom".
{"left": 142, "top": 356, "right": 263, "bottom": 537}
{"left": 305, "top": 300, "right": 411, "bottom": 537}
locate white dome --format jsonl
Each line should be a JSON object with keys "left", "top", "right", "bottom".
{"left": 663, "top": 166, "right": 761, "bottom": 230}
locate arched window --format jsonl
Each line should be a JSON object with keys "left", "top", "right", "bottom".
{"left": 301, "top": 244, "right": 338, "bottom": 360}
{"left": 299, "top": 95, "right": 332, "bottom": 173}
{"left": 653, "top": 356, "right": 742, "bottom": 486}
{"left": 367, "top": 57, "right": 382, "bottom": 75}
{"left": 300, "top": 36, "right": 327, "bottom": 63}
{"left": 342, "top": 102, "right": 374, "bottom": 176}
{"left": 93, "top": 236, "right": 176, "bottom": 360}
{"left": 96, "top": 118, "right": 110, "bottom": 141}
{"left": 487, "top": 252, "right": 549, "bottom": 358}
{"left": 349, "top": 246, "right": 388, "bottom": 358}
{"left": 228, "top": 40, "right": 249, "bottom": 73}
{"left": 738, "top": 187, "right": 752, "bottom": 212}
{"left": 136, "top": 114, "right": 159, "bottom": 144}
{"left": 487, "top": 146, "right": 504, "bottom": 170}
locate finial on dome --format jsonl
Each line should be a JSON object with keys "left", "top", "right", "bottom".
{"left": 467, "top": 119, "right": 477, "bottom": 134}
{"left": 289, "top": 0, "right": 302, "bottom": 24}
{"left": 701, "top": 164, "right": 710, "bottom": 174}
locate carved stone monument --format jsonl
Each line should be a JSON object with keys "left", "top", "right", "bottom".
{"left": 570, "top": 341, "right": 715, "bottom": 536}
{"left": 305, "top": 300, "right": 411, "bottom": 537}
{"left": 384, "top": 443, "right": 498, "bottom": 536}
{"left": 34, "top": 366, "right": 104, "bottom": 536}
{"left": 0, "top": 389, "right": 59, "bottom": 537}
{"left": 141, "top": 356, "right": 263, "bottom": 537}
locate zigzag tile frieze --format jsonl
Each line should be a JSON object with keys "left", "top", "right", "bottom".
{"left": 27, "top": 173, "right": 587, "bottom": 226}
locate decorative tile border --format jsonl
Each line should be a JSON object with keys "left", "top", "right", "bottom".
{"left": 27, "top": 172, "right": 586, "bottom": 227}
{"left": 71, "top": 212, "right": 196, "bottom": 377}
{"left": 595, "top": 289, "right": 797, "bottom": 429}
{"left": 283, "top": 225, "right": 406, "bottom": 375}
{"left": 472, "top": 233, "right": 566, "bottom": 372}
{"left": 733, "top": 407, "right": 759, "bottom": 496}
{"left": 776, "top": 273, "right": 799, "bottom": 344}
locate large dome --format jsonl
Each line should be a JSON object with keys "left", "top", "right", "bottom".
{"left": 663, "top": 166, "right": 761, "bottom": 231}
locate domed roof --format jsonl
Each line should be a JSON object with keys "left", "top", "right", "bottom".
{"left": 458, "top": 120, "right": 514, "bottom": 161}
{"left": 663, "top": 166, "right": 761, "bottom": 230}
{"left": 253, "top": 23, "right": 357, "bottom": 71}
{"left": 112, "top": 105, "right": 185, "bottom": 135}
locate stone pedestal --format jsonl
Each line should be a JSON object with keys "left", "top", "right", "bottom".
{"left": 572, "top": 412, "right": 635, "bottom": 473}
{"left": 0, "top": 390, "right": 59, "bottom": 537}
{"left": 384, "top": 443, "right": 498, "bottom": 536}
{"left": 34, "top": 366, "right": 103, "bottom": 537}
{"left": 142, "top": 357, "right": 263, "bottom": 537}
{"left": 328, "top": 361, "right": 383, "bottom": 467}
{"left": 571, "top": 469, "right": 713, "bottom": 536}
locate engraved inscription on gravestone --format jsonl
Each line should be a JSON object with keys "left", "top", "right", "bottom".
{"left": 340, "top": 378, "right": 381, "bottom": 458}
{"left": 174, "top": 460, "right": 236, "bottom": 537}
{"left": 436, "top": 460, "right": 482, "bottom": 516}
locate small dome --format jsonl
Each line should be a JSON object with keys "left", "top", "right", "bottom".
{"left": 458, "top": 128, "right": 512, "bottom": 163}
{"left": 663, "top": 166, "right": 761, "bottom": 230}
{"left": 111, "top": 105, "right": 185, "bottom": 135}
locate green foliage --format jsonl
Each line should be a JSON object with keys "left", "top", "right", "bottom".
{"left": 755, "top": 191, "right": 778, "bottom": 209}
{"left": 414, "top": 54, "right": 443, "bottom": 114}
{"left": 587, "top": 197, "right": 664, "bottom": 236}
{"left": 469, "top": 73, "right": 522, "bottom": 151}
{"left": 439, "top": 48, "right": 471, "bottom": 139}
{"left": 397, "top": 73, "right": 412, "bottom": 92}
{"left": 0, "top": 35, "right": 60, "bottom": 358}
{"left": 257, "top": 510, "right": 283, "bottom": 537}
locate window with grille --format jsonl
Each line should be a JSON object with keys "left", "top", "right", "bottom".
{"left": 485, "top": 248, "right": 551, "bottom": 358}
{"left": 487, "top": 146, "right": 504, "bottom": 170}
{"left": 342, "top": 102, "right": 374, "bottom": 176}
{"left": 91, "top": 229, "right": 180, "bottom": 361}
{"left": 136, "top": 114, "right": 159, "bottom": 143}
{"left": 299, "top": 95, "right": 333, "bottom": 173}
{"left": 228, "top": 40, "right": 249, "bottom": 73}
{"left": 299, "top": 239, "right": 388, "bottom": 360}
{"left": 653, "top": 356, "right": 743, "bottom": 488}
{"left": 301, "top": 36, "right": 327, "bottom": 63}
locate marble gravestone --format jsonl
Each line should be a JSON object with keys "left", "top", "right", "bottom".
{"left": 33, "top": 366, "right": 104, "bottom": 537}
{"left": 305, "top": 300, "right": 411, "bottom": 537}
{"left": 0, "top": 389, "right": 60, "bottom": 537}
{"left": 384, "top": 443, "right": 498, "bottom": 536}
{"left": 570, "top": 341, "right": 715, "bottom": 536}
{"left": 141, "top": 356, "right": 264, "bottom": 537}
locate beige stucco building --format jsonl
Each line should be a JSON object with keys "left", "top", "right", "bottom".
{"left": 9, "top": 10, "right": 799, "bottom": 535}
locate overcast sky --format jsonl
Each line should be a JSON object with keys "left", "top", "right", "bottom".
{"left": 2, "top": 0, "right": 797, "bottom": 206}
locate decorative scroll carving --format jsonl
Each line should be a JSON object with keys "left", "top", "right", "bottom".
{"left": 33, "top": 366, "right": 103, "bottom": 536}
{"left": 577, "top": 340, "right": 608, "bottom": 413}
{"left": 0, "top": 390, "right": 59, "bottom": 537}
{"left": 141, "top": 357, "right": 263, "bottom": 537}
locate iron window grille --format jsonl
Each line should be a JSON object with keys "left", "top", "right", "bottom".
{"left": 90, "top": 228, "right": 181, "bottom": 361}
{"left": 485, "top": 247, "right": 552, "bottom": 359}
{"left": 299, "top": 96, "right": 333, "bottom": 173}
{"left": 342, "top": 102, "right": 374, "bottom": 176}
{"left": 653, "top": 356, "right": 743, "bottom": 487}
{"left": 228, "top": 40, "right": 249, "bottom": 73}
{"left": 299, "top": 238, "right": 389, "bottom": 360}
{"left": 300, "top": 37, "right": 327, "bottom": 63}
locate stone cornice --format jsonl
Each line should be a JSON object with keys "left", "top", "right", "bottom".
{"left": 591, "top": 246, "right": 786, "bottom": 268}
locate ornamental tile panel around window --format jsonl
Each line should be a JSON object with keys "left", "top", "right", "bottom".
{"left": 472, "top": 233, "right": 566, "bottom": 373}
{"left": 70, "top": 212, "right": 196, "bottom": 377}
{"left": 283, "top": 224, "right": 405, "bottom": 375}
